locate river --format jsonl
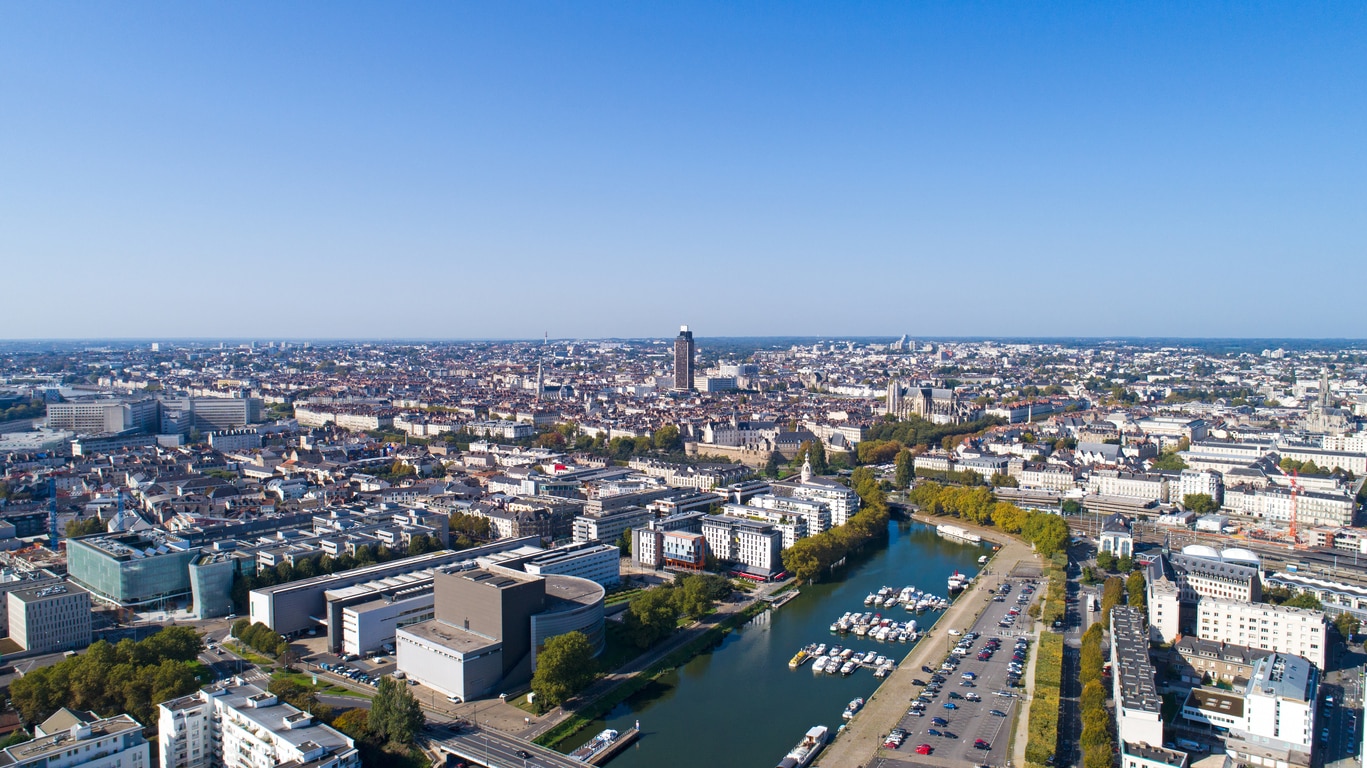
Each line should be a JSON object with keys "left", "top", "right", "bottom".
{"left": 562, "top": 519, "right": 987, "bottom": 767}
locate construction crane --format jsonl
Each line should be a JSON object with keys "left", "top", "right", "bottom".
{"left": 1288, "top": 469, "right": 1302, "bottom": 549}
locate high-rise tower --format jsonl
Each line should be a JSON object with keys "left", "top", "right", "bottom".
{"left": 674, "top": 325, "right": 695, "bottom": 391}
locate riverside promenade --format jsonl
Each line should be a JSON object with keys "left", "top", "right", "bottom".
{"left": 816, "top": 525, "right": 1041, "bottom": 768}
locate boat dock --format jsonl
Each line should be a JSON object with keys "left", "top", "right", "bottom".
{"left": 586, "top": 727, "right": 640, "bottom": 766}
{"left": 764, "top": 589, "right": 801, "bottom": 609}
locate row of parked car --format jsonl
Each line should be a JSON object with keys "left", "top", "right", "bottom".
{"left": 319, "top": 662, "right": 378, "bottom": 686}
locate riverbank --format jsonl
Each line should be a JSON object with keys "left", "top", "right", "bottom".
{"left": 531, "top": 600, "right": 768, "bottom": 750}
{"left": 814, "top": 533, "right": 1041, "bottom": 767}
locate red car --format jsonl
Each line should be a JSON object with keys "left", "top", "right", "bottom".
{"left": 916, "top": 744, "right": 933, "bottom": 755}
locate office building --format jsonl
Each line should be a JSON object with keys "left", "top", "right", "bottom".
{"left": 67, "top": 533, "right": 200, "bottom": 607}
{"left": 0, "top": 712, "right": 149, "bottom": 768}
{"left": 674, "top": 325, "right": 695, "bottom": 391}
{"left": 572, "top": 505, "right": 651, "bottom": 545}
{"left": 7, "top": 582, "right": 92, "bottom": 653}
{"left": 158, "top": 682, "right": 358, "bottom": 768}
{"left": 46, "top": 399, "right": 158, "bottom": 435}
{"left": 249, "top": 542, "right": 534, "bottom": 638}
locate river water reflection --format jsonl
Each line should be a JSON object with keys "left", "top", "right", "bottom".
{"left": 561, "top": 519, "right": 986, "bottom": 767}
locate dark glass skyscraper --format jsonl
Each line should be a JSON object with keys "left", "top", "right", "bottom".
{"left": 674, "top": 325, "right": 695, "bottom": 391}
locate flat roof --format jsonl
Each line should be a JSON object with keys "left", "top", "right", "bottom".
{"left": 0, "top": 714, "right": 142, "bottom": 766}
{"left": 1112, "top": 605, "right": 1162, "bottom": 714}
{"left": 399, "top": 619, "right": 500, "bottom": 654}
{"left": 1248, "top": 652, "right": 1315, "bottom": 703}
{"left": 10, "top": 582, "right": 87, "bottom": 603}
{"left": 1187, "top": 687, "right": 1246, "bottom": 718}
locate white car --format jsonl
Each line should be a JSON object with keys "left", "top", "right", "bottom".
{"left": 948, "top": 629, "right": 962, "bottom": 636}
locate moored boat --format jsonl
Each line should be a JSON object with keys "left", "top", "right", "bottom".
{"left": 776, "top": 725, "right": 829, "bottom": 768}
{"left": 570, "top": 729, "right": 620, "bottom": 762}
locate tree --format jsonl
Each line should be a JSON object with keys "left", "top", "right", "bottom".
{"left": 1101, "top": 576, "right": 1124, "bottom": 621}
{"left": 894, "top": 448, "right": 913, "bottom": 489}
{"left": 1021, "top": 512, "right": 1069, "bottom": 557}
{"left": 1095, "top": 550, "right": 1116, "bottom": 571}
{"left": 1116, "top": 555, "right": 1133, "bottom": 573}
{"left": 990, "top": 472, "right": 1019, "bottom": 488}
{"left": 1151, "top": 452, "right": 1187, "bottom": 471}
{"left": 331, "top": 708, "right": 373, "bottom": 742}
{"left": 807, "top": 440, "right": 828, "bottom": 475}
{"left": 531, "top": 631, "right": 597, "bottom": 708}
{"left": 1335, "top": 611, "right": 1361, "bottom": 639}
{"left": 1282, "top": 592, "right": 1325, "bottom": 610}
{"left": 615, "top": 529, "right": 632, "bottom": 557}
{"left": 623, "top": 587, "right": 681, "bottom": 648}
{"left": 764, "top": 451, "right": 784, "bottom": 479}
{"left": 369, "top": 677, "right": 424, "bottom": 747}
{"left": 1126, "top": 570, "right": 1147, "bottom": 613}
{"left": 674, "top": 573, "right": 728, "bottom": 620}
{"left": 65, "top": 516, "right": 105, "bottom": 537}
{"left": 1183, "top": 493, "right": 1217, "bottom": 515}
{"left": 652, "top": 425, "right": 682, "bottom": 452}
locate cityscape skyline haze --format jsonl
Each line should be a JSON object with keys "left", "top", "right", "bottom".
{"left": 2, "top": 2, "right": 1364, "bottom": 340}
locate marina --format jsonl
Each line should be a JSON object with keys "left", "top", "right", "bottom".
{"left": 555, "top": 520, "right": 985, "bottom": 768}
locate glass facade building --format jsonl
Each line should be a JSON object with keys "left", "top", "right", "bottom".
{"left": 67, "top": 534, "right": 200, "bottom": 607}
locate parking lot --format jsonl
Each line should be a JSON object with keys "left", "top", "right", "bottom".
{"left": 876, "top": 578, "right": 1041, "bottom": 767}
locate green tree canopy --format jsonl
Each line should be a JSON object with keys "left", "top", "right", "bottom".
{"left": 531, "top": 631, "right": 598, "bottom": 708}
{"left": 369, "top": 676, "right": 424, "bottom": 747}
{"left": 1183, "top": 493, "right": 1218, "bottom": 515}
{"left": 623, "top": 587, "right": 682, "bottom": 649}
{"left": 893, "top": 448, "right": 914, "bottom": 489}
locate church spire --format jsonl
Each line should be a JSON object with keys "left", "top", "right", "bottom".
{"left": 801, "top": 454, "right": 813, "bottom": 483}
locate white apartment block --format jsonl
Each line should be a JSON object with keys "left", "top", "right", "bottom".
{"left": 747, "top": 493, "right": 831, "bottom": 535}
{"left": 1196, "top": 600, "right": 1327, "bottom": 669}
{"left": 785, "top": 481, "right": 860, "bottom": 527}
{"left": 1185, "top": 653, "right": 1318, "bottom": 768}
{"left": 159, "top": 682, "right": 359, "bottom": 768}
{"left": 1017, "top": 467, "right": 1079, "bottom": 493}
{"left": 1275, "top": 446, "right": 1367, "bottom": 476}
{"left": 1111, "top": 606, "right": 1165, "bottom": 747}
{"left": 0, "top": 714, "right": 149, "bottom": 768}
{"left": 1168, "top": 553, "right": 1262, "bottom": 603}
{"left": 700, "top": 515, "right": 782, "bottom": 574}
{"left": 728, "top": 504, "right": 806, "bottom": 548}
{"left": 1089, "top": 470, "right": 1169, "bottom": 503}
{"left": 1178, "top": 469, "right": 1223, "bottom": 505}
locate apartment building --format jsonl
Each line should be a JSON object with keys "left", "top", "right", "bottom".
{"left": 1195, "top": 600, "right": 1327, "bottom": 669}
{"left": 158, "top": 682, "right": 359, "bottom": 768}
{"left": 1111, "top": 605, "right": 1165, "bottom": 747}
{"left": 0, "top": 712, "right": 149, "bottom": 768}
{"left": 700, "top": 514, "right": 783, "bottom": 576}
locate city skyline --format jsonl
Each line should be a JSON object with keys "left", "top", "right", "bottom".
{"left": 3, "top": 3, "right": 1365, "bottom": 339}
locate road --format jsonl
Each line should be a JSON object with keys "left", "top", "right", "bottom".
{"left": 427, "top": 720, "right": 584, "bottom": 768}
{"left": 1057, "top": 539, "right": 1100, "bottom": 768}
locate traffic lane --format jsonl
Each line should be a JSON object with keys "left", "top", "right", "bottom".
{"left": 889, "top": 580, "right": 1038, "bottom": 766}
{"left": 438, "top": 728, "right": 574, "bottom": 768}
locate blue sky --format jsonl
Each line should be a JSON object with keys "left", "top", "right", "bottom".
{"left": 2, "top": 2, "right": 1364, "bottom": 340}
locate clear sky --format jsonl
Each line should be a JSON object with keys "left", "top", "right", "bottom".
{"left": 2, "top": 2, "right": 1364, "bottom": 340}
